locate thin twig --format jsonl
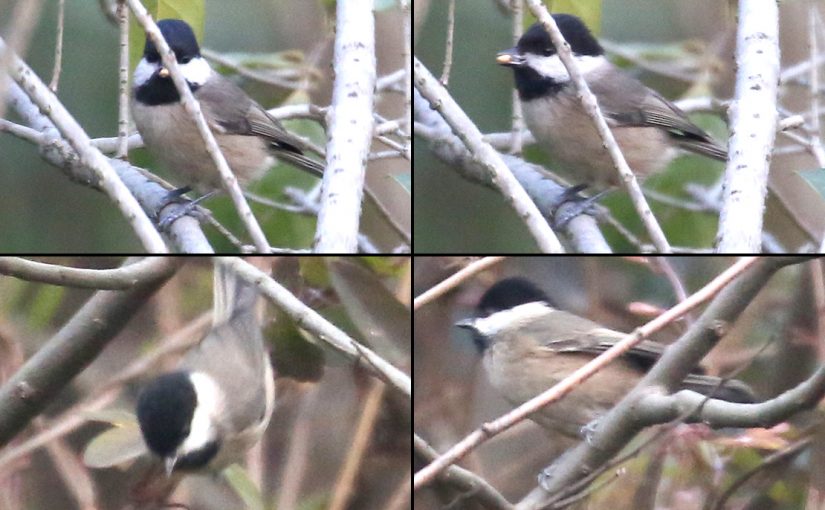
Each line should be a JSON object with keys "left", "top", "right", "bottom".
{"left": 48, "top": 0, "right": 65, "bottom": 92}
{"left": 414, "top": 257, "right": 506, "bottom": 310}
{"left": 439, "top": 0, "right": 456, "bottom": 86}
{"left": 329, "top": 380, "right": 385, "bottom": 510}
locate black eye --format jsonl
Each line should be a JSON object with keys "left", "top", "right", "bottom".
{"left": 180, "top": 56, "right": 191, "bottom": 64}
{"left": 543, "top": 49, "right": 553, "bottom": 56}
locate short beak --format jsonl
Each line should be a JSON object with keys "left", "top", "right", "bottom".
{"left": 158, "top": 67, "right": 170, "bottom": 78}
{"left": 455, "top": 318, "right": 477, "bottom": 331}
{"left": 455, "top": 318, "right": 490, "bottom": 352}
{"left": 164, "top": 456, "right": 176, "bottom": 477}
{"left": 496, "top": 48, "right": 525, "bottom": 67}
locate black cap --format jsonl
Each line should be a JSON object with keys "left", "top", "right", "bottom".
{"left": 136, "top": 371, "right": 197, "bottom": 459}
{"left": 476, "top": 277, "right": 552, "bottom": 317}
{"left": 458, "top": 278, "right": 553, "bottom": 353}
{"left": 143, "top": 19, "right": 201, "bottom": 64}
{"left": 517, "top": 16, "right": 603, "bottom": 58}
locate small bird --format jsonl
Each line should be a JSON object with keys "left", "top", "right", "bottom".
{"left": 132, "top": 19, "right": 323, "bottom": 197}
{"left": 135, "top": 260, "right": 275, "bottom": 475}
{"left": 457, "top": 277, "right": 754, "bottom": 439}
{"left": 497, "top": 15, "right": 727, "bottom": 191}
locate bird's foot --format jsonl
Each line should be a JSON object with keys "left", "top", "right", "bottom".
{"left": 579, "top": 419, "right": 600, "bottom": 444}
{"left": 156, "top": 188, "right": 216, "bottom": 231}
{"left": 552, "top": 184, "right": 608, "bottom": 230}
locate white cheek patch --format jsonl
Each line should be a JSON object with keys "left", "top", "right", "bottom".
{"left": 180, "top": 57, "right": 212, "bottom": 86}
{"left": 132, "top": 56, "right": 212, "bottom": 88}
{"left": 526, "top": 54, "right": 607, "bottom": 83}
{"left": 178, "top": 372, "right": 223, "bottom": 458}
{"left": 470, "top": 301, "right": 552, "bottom": 337}
{"left": 133, "top": 58, "right": 157, "bottom": 87}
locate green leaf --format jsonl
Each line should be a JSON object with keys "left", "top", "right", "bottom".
{"left": 82, "top": 408, "right": 139, "bottom": 426}
{"left": 223, "top": 464, "right": 265, "bottom": 510}
{"left": 215, "top": 51, "right": 307, "bottom": 70}
{"left": 544, "top": 0, "right": 602, "bottom": 36}
{"left": 83, "top": 419, "right": 147, "bottom": 469}
{"left": 299, "top": 258, "right": 331, "bottom": 288}
{"left": 374, "top": 0, "right": 396, "bottom": 11}
{"left": 266, "top": 316, "right": 326, "bottom": 382}
{"left": 393, "top": 173, "right": 411, "bottom": 193}
{"left": 798, "top": 168, "right": 825, "bottom": 199}
{"left": 27, "top": 285, "right": 65, "bottom": 329}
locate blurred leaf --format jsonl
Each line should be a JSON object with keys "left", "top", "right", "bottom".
{"left": 798, "top": 168, "right": 825, "bottom": 199}
{"left": 299, "top": 258, "right": 331, "bottom": 288}
{"left": 328, "top": 259, "right": 410, "bottom": 365}
{"left": 223, "top": 464, "right": 265, "bottom": 510}
{"left": 375, "top": 0, "right": 396, "bottom": 11}
{"left": 0, "top": 277, "right": 27, "bottom": 316}
{"left": 357, "top": 256, "right": 408, "bottom": 277}
{"left": 714, "top": 425, "right": 791, "bottom": 451}
{"left": 320, "top": 0, "right": 337, "bottom": 17}
{"left": 83, "top": 408, "right": 139, "bottom": 426}
{"left": 394, "top": 173, "right": 411, "bottom": 194}
{"left": 83, "top": 420, "right": 146, "bottom": 469}
{"left": 266, "top": 317, "right": 326, "bottom": 382}
{"left": 296, "top": 493, "right": 331, "bottom": 510}
{"left": 28, "top": 285, "right": 65, "bottom": 329}
{"left": 544, "top": 0, "right": 602, "bottom": 36}
{"left": 214, "top": 50, "right": 307, "bottom": 70}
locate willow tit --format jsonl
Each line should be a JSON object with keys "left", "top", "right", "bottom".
{"left": 497, "top": 16, "right": 727, "bottom": 191}
{"left": 136, "top": 260, "right": 275, "bottom": 475}
{"left": 132, "top": 19, "right": 323, "bottom": 196}
{"left": 457, "top": 277, "right": 754, "bottom": 438}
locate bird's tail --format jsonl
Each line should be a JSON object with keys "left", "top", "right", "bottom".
{"left": 212, "top": 258, "right": 259, "bottom": 326}
{"left": 681, "top": 373, "right": 756, "bottom": 403}
{"left": 276, "top": 150, "right": 325, "bottom": 179}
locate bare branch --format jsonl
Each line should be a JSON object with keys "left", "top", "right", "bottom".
{"left": 0, "top": 257, "right": 180, "bottom": 447}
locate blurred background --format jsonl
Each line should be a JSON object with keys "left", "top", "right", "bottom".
{"left": 0, "top": 256, "right": 411, "bottom": 510}
{"left": 0, "top": 0, "right": 409, "bottom": 252}
{"left": 414, "top": 0, "right": 825, "bottom": 252}
{"left": 414, "top": 256, "right": 824, "bottom": 509}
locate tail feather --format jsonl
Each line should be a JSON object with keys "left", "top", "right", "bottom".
{"left": 212, "top": 258, "right": 258, "bottom": 326}
{"left": 275, "top": 150, "right": 325, "bottom": 178}
{"left": 681, "top": 374, "right": 756, "bottom": 403}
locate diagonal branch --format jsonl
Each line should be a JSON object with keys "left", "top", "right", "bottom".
{"left": 0, "top": 257, "right": 180, "bottom": 447}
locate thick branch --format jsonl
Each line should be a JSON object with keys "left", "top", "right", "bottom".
{"left": 638, "top": 365, "right": 825, "bottom": 427}
{"left": 0, "top": 257, "right": 168, "bottom": 289}
{"left": 315, "top": 0, "right": 374, "bottom": 252}
{"left": 0, "top": 38, "right": 165, "bottom": 252}
{"left": 716, "top": 0, "right": 780, "bottom": 251}
{"left": 0, "top": 257, "right": 180, "bottom": 447}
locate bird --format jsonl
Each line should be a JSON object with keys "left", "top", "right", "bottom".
{"left": 497, "top": 15, "right": 727, "bottom": 192}
{"left": 131, "top": 19, "right": 324, "bottom": 198}
{"left": 457, "top": 277, "right": 754, "bottom": 439}
{"left": 135, "top": 259, "right": 275, "bottom": 475}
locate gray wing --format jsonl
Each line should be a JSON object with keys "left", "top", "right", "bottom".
{"left": 180, "top": 319, "right": 269, "bottom": 434}
{"left": 180, "top": 266, "right": 269, "bottom": 434}
{"left": 590, "top": 70, "right": 727, "bottom": 161}
{"left": 531, "top": 308, "right": 666, "bottom": 369}
{"left": 196, "top": 75, "right": 325, "bottom": 177}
